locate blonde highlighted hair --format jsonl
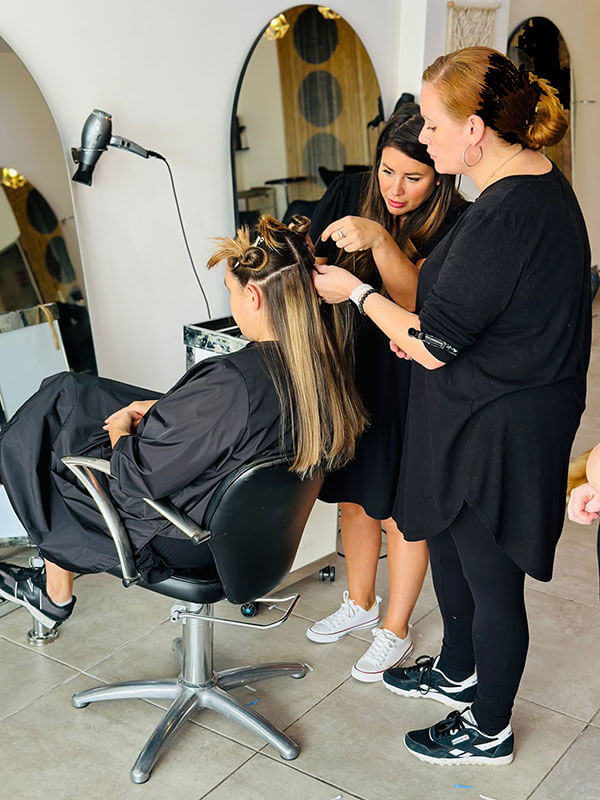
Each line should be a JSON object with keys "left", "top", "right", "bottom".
{"left": 207, "top": 214, "right": 365, "bottom": 476}
{"left": 423, "top": 46, "right": 568, "bottom": 150}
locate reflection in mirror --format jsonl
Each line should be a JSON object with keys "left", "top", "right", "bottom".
{"left": 0, "top": 169, "right": 80, "bottom": 312}
{"left": 0, "top": 36, "right": 96, "bottom": 380}
{"left": 232, "top": 4, "right": 383, "bottom": 228}
{"left": 508, "top": 17, "right": 572, "bottom": 183}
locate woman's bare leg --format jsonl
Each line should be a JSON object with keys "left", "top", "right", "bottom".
{"left": 44, "top": 560, "right": 74, "bottom": 603}
{"left": 339, "top": 502, "right": 382, "bottom": 610}
{"left": 380, "top": 517, "right": 429, "bottom": 639}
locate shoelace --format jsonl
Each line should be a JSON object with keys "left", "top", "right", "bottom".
{"left": 434, "top": 710, "right": 466, "bottom": 737}
{"left": 413, "top": 654, "right": 436, "bottom": 695}
{"left": 364, "top": 628, "right": 398, "bottom": 665}
{"left": 5, "top": 564, "right": 45, "bottom": 585}
{"left": 318, "top": 590, "right": 360, "bottom": 631}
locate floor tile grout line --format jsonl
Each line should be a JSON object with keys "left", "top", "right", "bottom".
{"left": 0, "top": 631, "right": 85, "bottom": 672}
{"left": 71, "top": 615, "right": 173, "bottom": 675}
{"left": 525, "top": 582, "right": 600, "bottom": 611}
{"left": 0, "top": 667, "right": 86, "bottom": 724}
{"left": 525, "top": 723, "right": 593, "bottom": 799}
{"left": 514, "top": 694, "right": 596, "bottom": 726}
{"left": 0, "top": 613, "right": 173, "bottom": 674}
{"left": 259, "top": 750, "right": 370, "bottom": 800}
{"left": 197, "top": 751, "right": 258, "bottom": 799}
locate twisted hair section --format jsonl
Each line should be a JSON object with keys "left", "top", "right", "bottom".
{"left": 422, "top": 46, "right": 567, "bottom": 150}
{"left": 208, "top": 214, "right": 365, "bottom": 476}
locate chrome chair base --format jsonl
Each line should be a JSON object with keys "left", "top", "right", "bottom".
{"left": 28, "top": 617, "right": 59, "bottom": 646}
{"left": 71, "top": 603, "right": 306, "bottom": 783}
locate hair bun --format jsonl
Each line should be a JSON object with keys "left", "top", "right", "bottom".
{"left": 522, "top": 75, "right": 568, "bottom": 150}
{"left": 287, "top": 215, "right": 311, "bottom": 235}
{"left": 239, "top": 246, "right": 268, "bottom": 270}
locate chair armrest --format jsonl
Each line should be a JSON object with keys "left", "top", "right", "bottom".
{"left": 61, "top": 456, "right": 140, "bottom": 587}
{"left": 142, "top": 498, "right": 211, "bottom": 546}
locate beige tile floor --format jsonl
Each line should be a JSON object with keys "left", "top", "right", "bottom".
{"left": 1, "top": 307, "right": 600, "bottom": 799}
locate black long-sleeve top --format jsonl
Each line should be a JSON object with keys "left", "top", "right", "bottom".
{"left": 394, "top": 164, "right": 591, "bottom": 580}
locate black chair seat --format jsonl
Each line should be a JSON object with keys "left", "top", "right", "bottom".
{"left": 108, "top": 564, "right": 226, "bottom": 604}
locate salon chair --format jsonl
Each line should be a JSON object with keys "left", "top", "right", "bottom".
{"left": 62, "top": 453, "right": 322, "bottom": 784}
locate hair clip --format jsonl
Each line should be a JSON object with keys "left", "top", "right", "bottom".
{"left": 253, "top": 235, "right": 265, "bottom": 247}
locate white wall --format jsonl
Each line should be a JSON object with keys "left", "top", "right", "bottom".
{"left": 0, "top": 0, "right": 401, "bottom": 391}
{"left": 509, "top": 0, "right": 600, "bottom": 265}
{"left": 4, "top": 1, "right": 590, "bottom": 394}
{"left": 0, "top": 46, "right": 84, "bottom": 293}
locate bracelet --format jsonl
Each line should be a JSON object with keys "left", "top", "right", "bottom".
{"left": 349, "top": 283, "right": 378, "bottom": 315}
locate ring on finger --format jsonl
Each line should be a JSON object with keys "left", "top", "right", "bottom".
{"left": 337, "top": 229, "right": 344, "bottom": 240}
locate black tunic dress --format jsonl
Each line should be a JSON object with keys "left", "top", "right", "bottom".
{"left": 0, "top": 343, "right": 288, "bottom": 579}
{"left": 310, "top": 172, "right": 465, "bottom": 521}
{"left": 394, "top": 164, "right": 591, "bottom": 581}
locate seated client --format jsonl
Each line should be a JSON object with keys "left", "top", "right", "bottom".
{"left": 0, "top": 214, "right": 365, "bottom": 628}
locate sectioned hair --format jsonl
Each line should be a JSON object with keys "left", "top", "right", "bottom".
{"left": 207, "top": 215, "right": 365, "bottom": 476}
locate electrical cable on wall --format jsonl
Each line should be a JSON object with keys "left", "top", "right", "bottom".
{"left": 71, "top": 109, "right": 211, "bottom": 319}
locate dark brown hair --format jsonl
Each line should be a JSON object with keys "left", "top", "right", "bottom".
{"left": 340, "top": 102, "right": 464, "bottom": 278}
{"left": 422, "top": 46, "right": 568, "bottom": 150}
{"left": 207, "top": 215, "right": 365, "bottom": 476}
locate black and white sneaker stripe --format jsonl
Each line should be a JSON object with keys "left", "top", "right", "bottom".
{"left": 405, "top": 708, "right": 514, "bottom": 765}
{"left": 0, "top": 562, "right": 75, "bottom": 628}
{"left": 383, "top": 655, "right": 477, "bottom": 710}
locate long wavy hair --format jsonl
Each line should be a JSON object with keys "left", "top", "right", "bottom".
{"left": 207, "top": 214, "right": 365, "bottom": 476}
{"left": 341, "top": 103, "right": 464, "bottom": 279}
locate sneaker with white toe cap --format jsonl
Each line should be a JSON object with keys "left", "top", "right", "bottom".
{"left": 351, "top": 627, "right": 413, "bottom": 682}
{"left": 306, "top": 590, "right": 380, "bottom": 643}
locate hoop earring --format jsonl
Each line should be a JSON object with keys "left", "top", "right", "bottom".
{"left": 462, "top": 143, "right": 483, "bottom": 168}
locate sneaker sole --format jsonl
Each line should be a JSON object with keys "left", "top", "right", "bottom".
{"left": 383, "top": 682, "right": 473, "bottom": 711}
{"left": 306, "top": 617, "right": 380, "bottom": 644}
{"left": 404, "top": 740, "right": 513, "bottom": 766}
{"left": 0, "top": 585, "right": 59, "bottom": 629}
{"left": 351, "top": 643, "right": 414, "bottom": 683}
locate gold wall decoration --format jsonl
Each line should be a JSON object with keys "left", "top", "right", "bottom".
{"left": 264, "top": 14, "right": 290, "bottom": 41}
{"left": 1, "top": 168, "right": 27, "bottom": 190}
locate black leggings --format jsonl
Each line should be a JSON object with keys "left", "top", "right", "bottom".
{"left": 427, "top": 504, "right": 528, "bottom": 735}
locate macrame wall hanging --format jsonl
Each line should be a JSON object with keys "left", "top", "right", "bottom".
{"left": 446, "top": 2, "right": 500, "bottom": 52}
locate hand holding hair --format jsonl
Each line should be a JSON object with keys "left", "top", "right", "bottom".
{"left": 312, "top": 262, "right": 362, "bottom": 304}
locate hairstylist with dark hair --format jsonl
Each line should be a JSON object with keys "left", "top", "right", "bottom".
{"left": 313, "top": 47, "right": 590, "bottom": 764}
{"left": 306, "top": 104, "right": 467, "bottom": 683}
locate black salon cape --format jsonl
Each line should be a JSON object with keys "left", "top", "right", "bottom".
{"left": 310, "top": 172, "right": 465, "bottom": 520}
{"left": 395, "top": 164, "right": 591, "bottom": 581}
{"left": 0, "top": 343, "right": 287, "bottom": 579}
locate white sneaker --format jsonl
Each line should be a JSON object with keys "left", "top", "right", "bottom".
{"left": 351, "top": 627, "right": 413, "bottom": 683}
{"left": 306, "top": 591, "right": 381, "bottom": 643}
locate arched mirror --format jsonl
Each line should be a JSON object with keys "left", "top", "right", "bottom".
{"left": 508, "top": 17, "right": 572, "bottom": 183}
{"left": 0, "top": 39, "right": 96, "bottom": 424}
{"left": 231, "top": 5, "right": 383, "bottom": 228}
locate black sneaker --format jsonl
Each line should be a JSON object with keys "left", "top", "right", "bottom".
{"left": 405, "top": 708, "right": 514, "bottom": 765}
{"left": 0, "top": 562, "right": 76, "bottom": 628}
{"left": 383, "top": 655, "right": 477, "bottom": 709}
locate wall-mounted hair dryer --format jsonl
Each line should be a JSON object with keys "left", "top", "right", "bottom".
{"left": 71, "top": 109, "right": 160, "bottom": 186}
